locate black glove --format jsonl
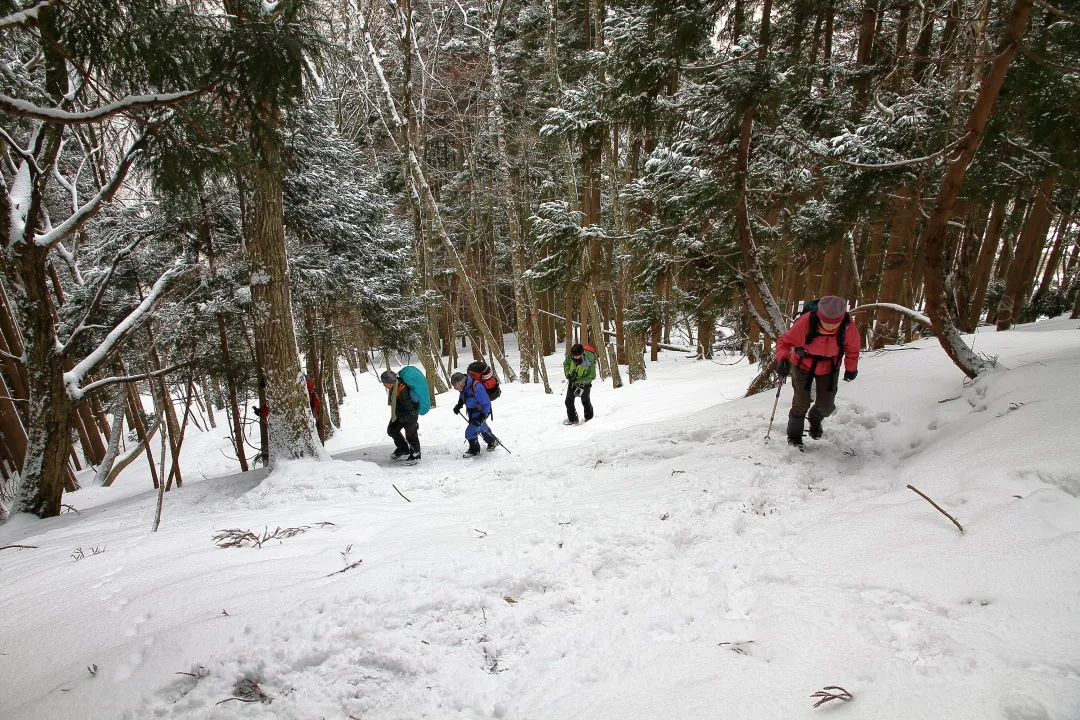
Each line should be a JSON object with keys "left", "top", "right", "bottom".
{"left": 453, "top": 402, "right": 463, "bottom": 414}
{"left": 843, "top": 370, "right": 858, "bottom": 382}
{"left": 469, "top": 414, "right": 486, "bottom": 427}
{"left": 776, "top": 359, "right": 791, "bottom": 378}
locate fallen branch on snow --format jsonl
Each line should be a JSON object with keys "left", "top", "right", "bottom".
{"left": 811, "top": 685, "right": 853, "bottom": 708}
{"left": 907, "top": 484, "right": 964, "bottom": 534}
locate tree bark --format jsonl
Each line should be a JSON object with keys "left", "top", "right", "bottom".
{"left": 961, "top": 198, "right": 1006, "bottom": 331}
{"left": 919, "top": 0, "right": 1034, "bottom": 377}
{"left": 245, "top": 112, "right": 322, "bottom": 462}
{"left": 997, "top": 175, "right": 1056, "bottom": 329}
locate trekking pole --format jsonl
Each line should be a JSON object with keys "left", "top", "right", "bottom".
{"left": 457, "top": 410, "right": 512, "bottom": 454}
{"left": 764, "top": 375, "right": 786, "bottom": 443}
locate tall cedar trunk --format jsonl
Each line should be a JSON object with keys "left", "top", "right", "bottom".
{"left": 217, "top": 314, "right": 248, "bottom": 472}
{"left": 488, "top": 21, "right": 539, "bottom": 385}
{"left": 246, "top": 115, "right": 322, "bottom": 461}
{"left": 818, "top": 241, "right": 843, "bottom": 296}
{"left": 0, "top": 369, "right": 27, "bottom": 498}
{"left": 852, "top": 0, "right": 879, "bottom": 116}
{"left": 876, "top": 185, "right": 916, "bottom": 348}
{"left": 1032, "top": 208, "right": 1072, "bottom": 305}
{"left": 361, "top": 13, "right": 515, "bottom": 383}
{"left": 997, "top": 175, "right": 1056, "bottom": 329}
{"left": 9, "top": 231, "right": 75, "bottom": 519}
{"left": 200, "top": 379, "right": 217, "bottom": 429}
{"left": 861, "top": 219, "right": 886, "bottom": 307}
{"left": 303, "top": 306, "right": 327, "bottom": 443}
{"left": 734, "top": 0, "right": 787, "bottom": 354}
{"left": 951, "top": 204, "right": 983, "bottom": 323}
{"left": 0, "top": 9, "right": 77, "bottom": 518}
{"left": 147, "top": 329, "right": 183, "bottom": 489}
{"left": 962, "top": 198, "right": 1007, "bottom": 331}
{"left": 920, "top": 0, "right": 1034, "bottom": 377}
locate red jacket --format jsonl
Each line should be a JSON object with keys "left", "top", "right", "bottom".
{"left": 775, "top": 313, "right": 860, "bottom": 375}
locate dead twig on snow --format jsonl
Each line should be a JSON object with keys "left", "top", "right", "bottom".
{"left": 811, "top": 685, "right": 853, "bottom": 708}
{"left": 327, "top": 560, "right": 363, "bottom": 577}
{"left": 907, "top": 484, "right": 964, "bottom": 534}
{"left": 213, "top": 522, "right": 334, "bottom": 549}
{"left": 216, "top": 678, "right": 271, "bottom": 705}
{"left": 392, "top": 484, "right": 411, "bottom": 502}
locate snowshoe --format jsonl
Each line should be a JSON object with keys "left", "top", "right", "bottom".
{"left": 392, "top": 449, "right": 411, "bottom": 459}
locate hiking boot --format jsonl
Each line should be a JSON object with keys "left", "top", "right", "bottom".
{"left": 407, "top": 451, "right": 421, "bottom": 461}
{"left": 463, "top": 439, "right": 482, "bottom": 457}
{"left": 392, "top": 448, "right": 411, "bottom": 459}
{"left": 808, "top": 409, "right": 824, "bottom": 440}
{"left": 563, "top": 418, "right": 579, "bottom": 426}
{"left": 786, "top": 412, "right": 805, "bottom": 447}
{"left": 483, "top": 435, "right": 499, "bottom": 451}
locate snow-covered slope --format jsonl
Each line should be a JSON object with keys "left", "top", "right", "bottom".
{"left": 2, "top": 318, "right": 1078, "bottom": 720}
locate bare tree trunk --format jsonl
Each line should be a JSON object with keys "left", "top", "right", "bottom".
{"left": 734, "top": 0, "right": 787, "bottom": 349}
{"left": 104, "top": 416, "right": 161, "bottom": 487}
{"left": 1031, "top": 206, "right": 1073, "bottom": 306}
{"left": 92, "top": 395, "right": 126, "bottom": 486}
{"left": 962, "top": 198, "right": 1006, "bottom": 331}
{"left": 997, "top": 175, "right": 1056, "bottom": 329}
{"left": 920, "top": 0, "right": 1033, "bottom": 376}
{"left": 875, "top": 185, "right": 917, "bottom": 348}
{"left": 488, "top": 13, "right": 540, "bottom": 385}
{"left": 360, "top": 9, "right": 516, "bottom": 383}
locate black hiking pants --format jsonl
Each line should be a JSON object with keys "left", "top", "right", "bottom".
{"left": 565, "top": 382, "right": 593, "bottom": 422}
{"left": 789, "top": 366, "right": 839, "bottom": 419}
{"left": 387, "top": 419, "right": 420, "bottom": 454}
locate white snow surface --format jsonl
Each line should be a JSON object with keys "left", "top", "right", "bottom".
{"left": 2, "top": 318, "right": 1080, "bottom": 720}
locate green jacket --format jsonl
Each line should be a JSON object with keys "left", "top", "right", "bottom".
{"left": 389, "top": 382, "right": 419, "bottom": 423}
{"left": 564, "top": 348, "right": 597, "bottom": 385}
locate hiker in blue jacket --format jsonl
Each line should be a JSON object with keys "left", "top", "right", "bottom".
{"left": 451, "top": 372, "right": 498, "bottom": 456}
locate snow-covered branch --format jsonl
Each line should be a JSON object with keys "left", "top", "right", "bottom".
{"left": 0, "top": 125, "right": 44, "bottom": 176}
{"left": 60, "top": 233, "right": 152, "bottom": 355}
{"left": 779, "top": 124, "right": 971, "bottom": 170}
{"left": 79, "top": 363, "right": 191, "bottom": 397}
{"left": 850, "top": 302, "right": 932, "bottom": 327}
{"left": 63, "top": 263, "right": 195, "bottom": 400}
{"left": 34, "top": 132, "right": 146, "bottom": 249}
{"left": 0, "top": 0, "right": 55, "bottom": 29}
{"left": 0, "top": 91, "right": 197, "bottom": 125}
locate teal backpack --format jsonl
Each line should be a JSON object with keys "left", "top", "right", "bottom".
{"left": 398, "top": 366, "right": 431, "bottom": 415}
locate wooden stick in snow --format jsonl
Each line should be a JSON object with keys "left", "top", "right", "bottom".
{"left": 907, "top": 484, "right": 964, "bottom": 534}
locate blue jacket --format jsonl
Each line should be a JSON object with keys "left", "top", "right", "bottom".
{"left": 459, "top": 377, "right": 491, "bottom": 420}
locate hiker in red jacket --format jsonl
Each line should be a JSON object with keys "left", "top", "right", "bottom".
{"left": 774, "top": 296, "right": 861, "bottom": 447}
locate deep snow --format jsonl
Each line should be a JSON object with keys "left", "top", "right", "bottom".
{"left": 2, "top": 317, "right": 1079, "bottom": 720}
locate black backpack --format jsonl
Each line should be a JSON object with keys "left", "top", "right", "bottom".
{"left": 795, "top": 299, "right": 851, "bottom": 385}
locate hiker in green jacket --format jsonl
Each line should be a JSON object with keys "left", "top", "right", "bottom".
{"left": 563, "top": 343, "right": 597, "bottom": 425}
{"left": 381, "top": 369, "right": 421, "bottom": 460}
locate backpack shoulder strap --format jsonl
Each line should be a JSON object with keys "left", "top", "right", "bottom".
{"left": 835, "top": 314, "right": 851, "bottom": 363}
